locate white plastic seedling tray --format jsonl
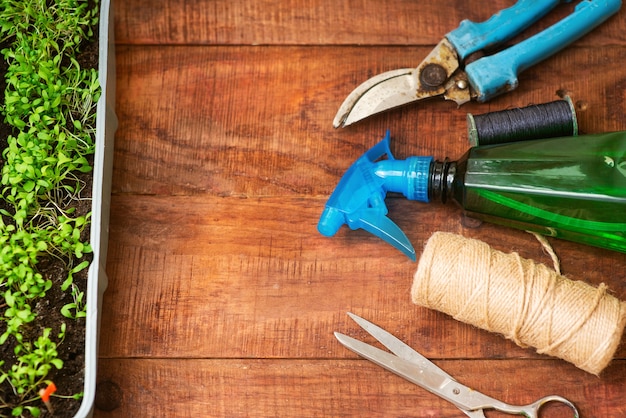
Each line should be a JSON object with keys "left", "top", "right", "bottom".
{"left": 75, "top": 0, "right": 117, "bottom": 416}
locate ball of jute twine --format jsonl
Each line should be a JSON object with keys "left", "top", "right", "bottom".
{"left": 411, "top": 232, "right": 626, "bottom": 375}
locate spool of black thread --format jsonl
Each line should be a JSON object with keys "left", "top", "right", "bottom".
{"left": 467, "top": 97, "right": 578, "bottom": 146}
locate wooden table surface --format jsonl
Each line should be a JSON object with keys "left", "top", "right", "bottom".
{"left": 95, "top": 1, "right": 626, "bottom": 416}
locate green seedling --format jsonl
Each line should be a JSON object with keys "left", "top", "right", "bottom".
{"left": 0, "top": 0, "right": 101, "bottom": 413}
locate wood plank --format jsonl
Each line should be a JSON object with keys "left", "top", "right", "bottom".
{"left": 113, "top": 44, "right": 626, "bottom": 196}
{"left": 98, "top": 1, "right": 626, "bottom": 417}
{"left": 113, "top": 0, "right": 626, "bottom": 46}
{"left": 100, "top": 194, "right": 626, "bottom": 359}
{"left": 93, "top": 358, "right": 626, "bottom": 417}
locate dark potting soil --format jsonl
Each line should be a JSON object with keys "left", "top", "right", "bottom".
{"left": 0, "top": 30, "right": 100, "bottom": 417}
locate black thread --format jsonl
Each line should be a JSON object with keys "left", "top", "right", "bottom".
{"left": 467, "top": 98, "right": 577, "bottom": 146}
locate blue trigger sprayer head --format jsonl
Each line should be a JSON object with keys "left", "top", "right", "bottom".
{"left": 317, "top": 131, "right": 433, "bottom": 261}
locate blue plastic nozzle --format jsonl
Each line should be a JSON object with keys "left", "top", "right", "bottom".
{"left": 318, "top": 131, "right": 433, "bottom": 261}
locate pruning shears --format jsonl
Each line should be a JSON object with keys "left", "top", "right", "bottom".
{"left": 334, "top": 0, "right": 621, "bottom": 128}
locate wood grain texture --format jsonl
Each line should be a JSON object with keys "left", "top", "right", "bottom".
{"left": 95, "top": 359, "right": 625, "bottom": 417}
{"left": 97, "top": 0, "right": 626, "bottom": 416}
{"left": 113, "top": 0, "right": 626, "bottom": 46}
{"left": 99, "top": 195, "right": 626, "bottom": 360}
{"left": 112, "top": 45, "right": 626, "bottom": 196}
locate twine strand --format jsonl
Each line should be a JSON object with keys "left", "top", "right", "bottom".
{"left": 411, "top": 232, "right": 626, "bottom": 375}
{"left": 528, "top": 231, "right": 561, "bottom": 275}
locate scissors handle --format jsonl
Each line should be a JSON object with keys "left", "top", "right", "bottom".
{"left": 451, "top": 379, "right": 579, "bottom": 417}
{"left": 492, "top": 395, "right": 580, "bottom": 418}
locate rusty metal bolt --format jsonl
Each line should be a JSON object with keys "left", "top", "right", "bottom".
{"left": 420, "top": 63, "right": 447, "bottom": 88}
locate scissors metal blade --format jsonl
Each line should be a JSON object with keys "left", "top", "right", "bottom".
{"left": 335, "top": 331, "right": 473, "bottom": 406}
{"left": 342, "top": 314, "right": 488, "bottom": 417}
{"left": 345, "top": 312, "right": 454, "bottom": 379}
{"left": 336, "top": 313, "right": 505, "bottom": 414}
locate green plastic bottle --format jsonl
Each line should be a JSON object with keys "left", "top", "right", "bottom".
{"left": 319, "top": 131, "right": 626, "bottom": 259}
{"left": 435, "top": 131, "right": 626, "bottom": 253}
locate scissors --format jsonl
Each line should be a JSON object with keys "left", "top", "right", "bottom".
{"left": 334, "top": 0, "right": 621, "bottom": 127}
{"left": 335, "top": 312, "right": 580, "bottom": 418}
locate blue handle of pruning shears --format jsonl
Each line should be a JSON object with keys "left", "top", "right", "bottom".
{"left": 447, "top": 0, "right": 563, "bottom": 59}
{"left": 448, "top": 0, "right": 621, "bottom": 102}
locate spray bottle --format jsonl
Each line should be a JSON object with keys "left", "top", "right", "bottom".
{"left": 318, "top": 131, "right": 626, "bottom": 260}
